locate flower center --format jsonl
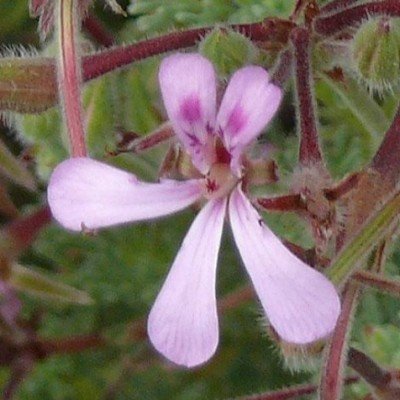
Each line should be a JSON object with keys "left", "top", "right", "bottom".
{"left": 203, "top": 163, "right": 239, "bottom": 200}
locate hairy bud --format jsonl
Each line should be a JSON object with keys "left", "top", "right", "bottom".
{"left": 0, "top": 54, "right": 57, "bottom": 113}
{"left": 199, "top": 28, "right": 259, "bottom": 77}
{"left": 351, "top": 18, "right": 400, "bottom": 93}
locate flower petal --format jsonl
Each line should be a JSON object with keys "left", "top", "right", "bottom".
{"left": 47, "top": 157, "right": 203, "bottom": 231}
{"left": 148, "top": 198, "right": 226, "bottom": 368}
{"left": 216, "top": 66, "right": 282, "bottom": 173}
{"left": 229, "top": 188, "right": 340, "bottom": 344}
{"left": 159, "top": 53, "right": 217, "bottom": 173}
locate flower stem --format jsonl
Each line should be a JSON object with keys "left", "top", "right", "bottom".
{"left": 291, "top": 27, "right": 324, "bottom": 166}
{"left": 314, "top": 1, "right": 400, "bottom": 36}
{"left": 57, "top": 0, "right": 87, "bottom": 157}
{"left": 319, "top": 283, "right": 360, "bottom": 400}
{"left": 82, "top": 18, "right": 295, "bottom": 81}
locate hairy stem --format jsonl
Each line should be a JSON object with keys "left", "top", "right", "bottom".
{"left": 57, "top": 0, "right": 87, "bottom": 157}
{"left": 291, "top": 27, "right": 324, "bottom": 166}
{"left": 82, "top": 18, "right": 295, "bottom": 81}
{"left": 319, "top": 0, "right": 361, "bottom": 15}
{"left": 314, "top": 1, "right": 400, "bottom": 36}
{"left": 319, "top": 283, "right": 360, "bottom": 400}
{"left": 236, "top": 376, "right": 359, "bottom": 400}
{"left": 348, "top": 347, "right": 391, "bottom": 389}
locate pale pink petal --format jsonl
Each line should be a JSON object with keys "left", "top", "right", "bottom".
{"left": 148, "top": 198, "right": 226, "bottom": 368}
{"left": 159, "top": 53, "right": 217, "bottom": 173}
{"left": 216, "top": 67, "right": 282, "bottom": 174}
{"left": 47, "top": 157, "right": 203, "bottom": 232}
{"left": 229, "top": 188, "right": 340, "bottom": 344}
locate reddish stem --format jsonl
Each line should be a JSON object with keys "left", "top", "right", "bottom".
{"left": 237, "top": 376, "right": 359, "bottom": 400}
{"left": 83, "top": 14, "right": 115, "bottom": 47}
{"left": 319, "top": 0, "right": 360, "bottom": 15}
{"left": 371, "top": 105, "right": 400, "bottom": 184}
{"left": 348, "top": 347, "right": 391, "bottom": 389}
{"left": 319, "top": 283, "right": 360, "bottom": 400}
{"left": 82, "top": 18, "right": 295, "bottom": 81}
{"left": 291, "top": 27, "right": 323, "bottom": 166}
{"left": 117, "top": 125, "right": 174, "bottom": 154}
{"left": 324, "top": 173, "right": 360, "bottom": 201}
{"left": 58, "top": 0, "right": 87, "bottom": 157}
{"left": 353, "top": 270, "right": 400, "bottom": 296}
{"left": 314, "top": 1, "right": 400, "bottom": 36}
{"left": 257, "top": 194, "right": 304, "bottom": 212}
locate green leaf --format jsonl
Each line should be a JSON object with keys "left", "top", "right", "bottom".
{"left": 327, "top": 189, "right": 400, "bottom": 286}
{"left": 10, "top": 263, "right": 93, "bottom": 305}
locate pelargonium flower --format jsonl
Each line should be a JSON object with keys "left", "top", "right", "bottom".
{"left": 47, "top": 53, "right": 341, "bottom": 368}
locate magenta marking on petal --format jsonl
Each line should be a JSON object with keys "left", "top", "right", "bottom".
{"left": 180, "top": 95, "right": 202, "bottom": 124}
{"left": 158, "top": 53, "right": 217, "bottom": 173}
{"left": 229, "top": 187, "right": 341, "bottom": 344}
{"left": 224, "top": 104, "right": 247, "bottom": 137}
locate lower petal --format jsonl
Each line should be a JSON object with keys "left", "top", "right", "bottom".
{"left": 48, "top": 157, "right": 203, "bottom": 231}
{"left": 147, "top": 198, "right": 226, "bottom": 368}
{"left": 229, "top": 188, "right": 340, "bottom": 344}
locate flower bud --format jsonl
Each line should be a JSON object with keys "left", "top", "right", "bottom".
{"left": 199, "top": 28, "right": 259, "bottom": 77}
{"left": 0, "top": 55, "right": 57, "bottom": 113}
{"left": 351, "top": 18, "right": 400, "bottom": 93}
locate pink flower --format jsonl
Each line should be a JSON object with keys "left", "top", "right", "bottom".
{"left": 47, "top": 53, "right": 340, "bottom": 368}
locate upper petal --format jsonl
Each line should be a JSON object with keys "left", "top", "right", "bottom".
{"left": 229, "top": 188, "right": 340, "bottom": 344}
{"left": 47, "top": 157, "right": 203, "bottom": 231}
{"left": 216, "top": 66, "right": 282, "bottom": 173}
{"left": 148, "top": 198, "right": 226, "bottom": 368}
{"left": 159, "top": 53, "right": 217, "bottom": 173}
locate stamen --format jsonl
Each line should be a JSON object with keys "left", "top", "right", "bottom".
{"left": 204, "top": 163, "right": 238, "bottom": 200}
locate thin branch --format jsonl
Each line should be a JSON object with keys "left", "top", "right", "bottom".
{"left": 352, "top": 270, "right": 400, "bottom": 297}
{"left": 314, "top": 1, "right": 400, "bottom": 36}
